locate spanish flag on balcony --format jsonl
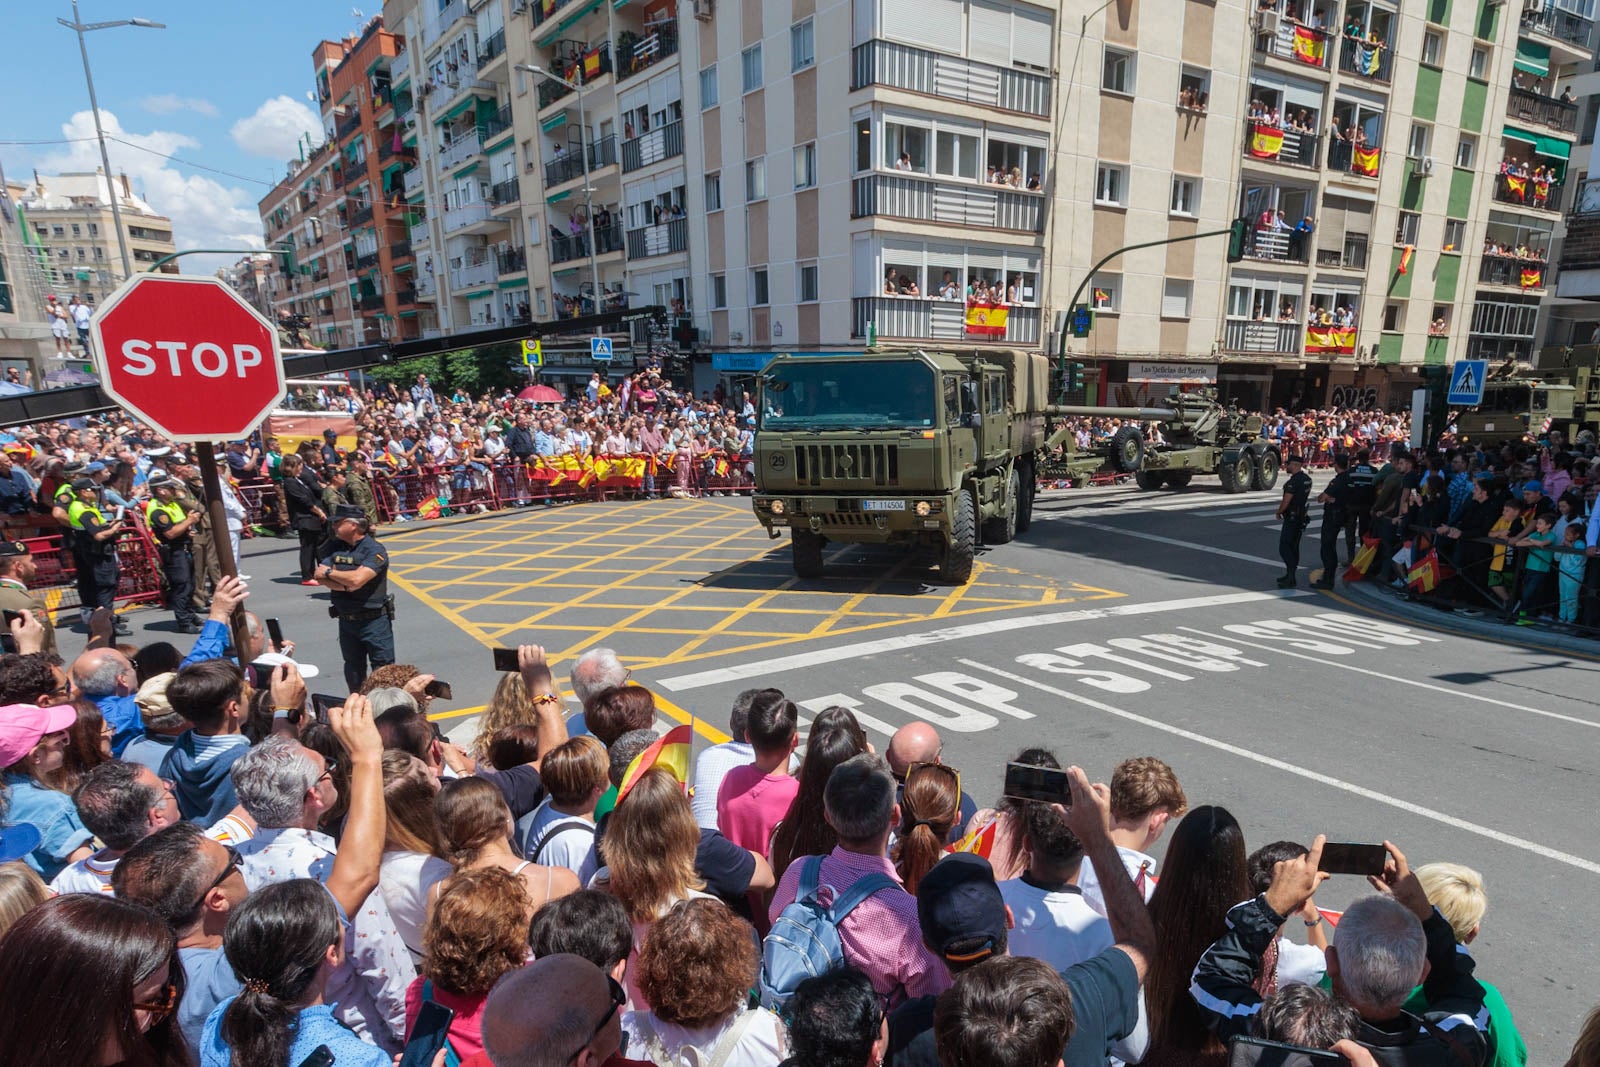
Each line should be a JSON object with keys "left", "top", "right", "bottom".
{"left": 1535, "top": 179, "right": 1552, "bottom": 201}
{"left": 1504, "top": 175, "right": 1527, "bottom": 200}
{"left": 1304, "top": 327, "right": 1356, "bottom": 354}
{"left": 1293, "top": 26, "right": 1326, "bottom": 65}
{"left": 583, "top": 47, "right": 603, "bottom": 79}
{"left": 1249, "top": 122, "right": 1285, "bottom": 159}
{"left": 1521, "top": 267, "right": 1543, "bottom": 289}
{"left": 1352, "top": 146, "right": 1381, "bottom": 176}
{"left": 964, "top": 301, "right": 1008, "bottom": 338}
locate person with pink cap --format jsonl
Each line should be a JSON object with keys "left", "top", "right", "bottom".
{"left": 1, "top": 701, "right": 91, "bottom": 879}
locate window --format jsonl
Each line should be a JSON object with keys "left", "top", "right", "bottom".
{"left": 1091, "top": 272, "right": 1119, "bottom": 312}
{"left": 791, "top": 19, "right": 814, "bottom": 72}
{"left": 52, "top": 226, "right": 64, "bottom": 237}
{"left": 1179, "top": 67, "right": 1210, "bottom": 111}
{"left": 752, "top": 267, "right": 770, "bottom": 305}
{"left": 71, "top": 224, "right": 81, "bottom": 237}
{"left": 1456, "top": 134, "right": 1477, "bottom": 169}
{"left": 1162, "top": 279, "right": 1192, "bottom": 319}
{"left": 1102, "top": 48, "right": 1134, "bottom": 94}
{"left": 699, "top": 65, "right": 719, "bottom": 109}
{"left": 741, "top": 45, "right": 763, "bottom": 93}
{"left": 1095, "top": 163, "right": 1128, "bottom": 206}
{"left": 711, "top": 272, "right": 727, "bottom": 309}
{"left": 798, "top": 262, "right": 819, "bottom": 302}
{"left": 1421, "top": 30, "right": 1442, "bottom": 67}
{"left": 1383, "top": 302, "right": 1404, "bottom": 332}
{"left": 88, "top": 223, "right": 99, "bottom": 238}
{"left": 705, "top": 172, "right": 722, "bottom": 211}
{"left": 1469, "top": 46, "right": 1488, "bottom": 80}
{"left": 794, "top": 142, "right": 817, "bottom": 189}
{"left": 855, "top": 117, "right": 872, "bottom": 172}
{"left": 1430, "top": 304, "right": 1452, "bottom": 335}
{"left": 746, "top": 157, "right": 766, "bottom": 201}
{"left": 1395, "top": 210, "right": 1420, "bottom": 244}
{"left": 934, "top": 130, "right": 980, "bottom": 180}
{"left": 1443, "top": 218, "right": 1466, "bottom": 251}
{"left": 1407, "top": 123, "right": 1431, "bottom": 160}
{"left": 884, "top": 121, "right": 928, "bottom": 172}
{"left": 1171, "top": 177, "right": 1199, "bottom": 216}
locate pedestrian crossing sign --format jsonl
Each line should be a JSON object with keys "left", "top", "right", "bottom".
{"left": 590, "top": 336, "right": 614, "bottom": 361}
{"left": 1447, "top": 359, "right": 1487, "bottom": 406}
{"left": 521, "top": 339, "right": 542, "bottom": 366}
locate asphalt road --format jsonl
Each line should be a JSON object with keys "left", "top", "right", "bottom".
{"left": 72, "top": 474, "right": 1600, "bottom": 1059}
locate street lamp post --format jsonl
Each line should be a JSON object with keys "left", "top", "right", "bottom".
{"left": 57, "top": 1, "right": 165, "bottom": 286}
{"left": 517, "top": 64, "right": 603, "bottom": 337}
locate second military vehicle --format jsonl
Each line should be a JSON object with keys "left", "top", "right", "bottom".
{"left": 1455, "top": 347, "right": 1600, "bottom": 445}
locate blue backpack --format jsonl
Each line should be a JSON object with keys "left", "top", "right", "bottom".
{"left": 759, "top": 855, "right": 898, "bottom": 1011}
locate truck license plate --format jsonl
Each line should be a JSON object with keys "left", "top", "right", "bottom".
{"left": 862, "top": 500, "right": 905, "bottom": 511}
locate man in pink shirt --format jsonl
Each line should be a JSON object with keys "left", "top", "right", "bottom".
{"left": 715, "top": 690, "right": 800, "bottom": 855}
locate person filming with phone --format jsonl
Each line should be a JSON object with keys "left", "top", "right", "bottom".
{"left": 312, "top": 504, "right": 395, "bottom": 691}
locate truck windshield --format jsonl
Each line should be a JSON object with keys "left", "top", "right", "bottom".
{"left": 760, "top": 361, "right": 937, "bottom": 430}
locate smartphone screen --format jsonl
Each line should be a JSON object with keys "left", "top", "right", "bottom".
{"left": 2, "top": 609, "right": 21, "bottom": 629}
{"left": 295, "top": 1046, "right": 335, "bottom": 1067}
{"left": 265, "top": 617, "right": 286, "bottom": 650}
{"left": 398, "top": 1000, "right": 455, "bottom": 1067}
{"left": 0, "top": 634, "right": 16, "bottom": 655}
{"left": 492, "top": 647, "right": 520, "bottom": 672}
{"left": 1003, "top": 762, "right": 1071, "bottom": 806}
{"left": 310, "top": 693, "right": 343, "bottom": 722}
{"left": 1318, "top": 842, "right": 1388, "bottom": 876}
{"left": 423, "top": 679, "right": 453, "bottom": 700}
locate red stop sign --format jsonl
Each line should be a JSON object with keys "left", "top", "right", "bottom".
{"left": 90, "top": 274, "right": 285, "bottom": 442}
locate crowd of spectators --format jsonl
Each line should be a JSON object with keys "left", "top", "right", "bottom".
{"left": 1053, "top": 408, "right": 1409, "bottom": 462}
{"left": 3, "top": 601, "right": 1595, "bottom": 1067}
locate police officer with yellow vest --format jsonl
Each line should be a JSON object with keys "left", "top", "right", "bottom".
{"left": 66, "top": 477, "right": 130, "bottom": 635}
{"left": 312, "top": 503, "right": 395, "bottom": 690}
{"left": 145, "top": 473, "right": 202, "bottom": 633}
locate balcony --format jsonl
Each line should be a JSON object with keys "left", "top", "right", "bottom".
{"left": 1478, "top": 254, "right": 1549, "bottom": 289}
{"left": 409, "top": 219, "right": 431, "bottom": 247}
{"left": 626, "top": 217, "right": 688, "bottom": 259}
{"left": 618, "top": 22, "right": 678, "bottom": 81}
{"left": 428, "top": 74, "right": 494, "bottom": 116}
{"left": 392, "top": 48, "right": 411, "bottom": 84}
{"left": 1239, "top": 223, "right": 1310, "bottom": 265}
{"left": 1491, "top": 172, "right": 1563, "bottom": 211}
{"left": 350, "top": 204, "right": 374, "bottom": 228}
{"left": 438, "top": 131, "right": 483, "bottom": 171}
{"left": 450, "top": 257, "right": 497, "bottom": 290}
{"left": 337, "top": 110, "right": 362, "bottom": 140}
{"left": 477, "top": 29, "right": 506, "bottom": 70}
{"left": 1223, "top": 320, "right": 1302, "bottom": 356}
{"left": 538, "top": 77, "right": 575, "bottom": 109}
{"left": 852, "top": 296, "right": 1041, "bottom": 345}
{"left": 544, "top": 135, "right": 618, "bottom": 187}
{"left": 1254, "top": 19, "right": 1332, "bottom": 70}
{"left": 425, "top": 0, "right": 469, "bottom": 48}
{"left": 851, "top": 173, "right": 1044, "bottom": 232}
{"left": 482, "top": 104, "right": 513, "bottom": 143}
{"left": 442, "top": 202, "right": 493, "bottom": 233}
{"left": 377, "top": 137, "right": 414, "bottom": 163}
{"left": 1520, "top": 6, "right": 1594, "bottom": 52}
{"left": 1242, "top": 122, "right": 1320, "bottom": 169}
{"left": 1314, "top": 233, "right": 1370, "bottom": 272}
{"left": 1326, "top": 139, "right": 1382, "bottom": 178}
{"left": 492, "top": 179, "right": 521, "bottom": 207}
{"left": 416, "top": 274, "right": 437, "bottom": 298}
{"left": 551, "top": 222, "right": 625, "bottom": 263}
{"left": 497, "top": 247, "right": 527, "bottom": 275}
{"left": 621, "top": 120, "right": 683, "bottom": 172}
{"left": 1507, "top": 86, "right": 1580, "bottom": 135}
{"left": 358, "top": 293, "right": 386, "bottom": 311}
{"left": 395, "top": 287, "right": 417, "bottom": 306}
{"left": 403, "top": 168, "right": 424, "bottom": 198}
{"left": 530, "top": 0, "right": 576, "bottom": 28}
{"left": 356, "top": 251, "right": 380, "bottom": 272}
{"left": 851, "top": 40, "right": 1050, "bottom": 118}
{"left": 1336, "top": 35, "right": 1392, "bottom": 83}
{"left": 390, "top": 239, "right": 412, "bottom": 261}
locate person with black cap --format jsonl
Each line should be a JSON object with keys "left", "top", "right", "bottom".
{"left": 144, "top": 474, "right": 203, "bottom": 634}
{"left": 1314, "top": 453, "right": 1354, "bottom": 590}
{"left": 66, "top": 477, "right": 129, "bottom": 634}
{"left": 1275, "top": 455, "right": 1313, "bottom": 589}
{"left": 321, "top": 427, "right": 342, "bottom": 469}
{"left": 0, "top": 541, "right": 56, "bottom": 656}
{"left": 312, "top": 503, "right": 395, "bottom": 690}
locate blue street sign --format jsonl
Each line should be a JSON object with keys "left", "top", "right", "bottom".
{"left": 590, "top": 336, "right": 614, "bottom": 361}
{"left": 1447, "top": 359, "right": 1487, "bottom": 407}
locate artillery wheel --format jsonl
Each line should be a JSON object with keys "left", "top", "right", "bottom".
{"left": 1251, "top": 449, "right": 1281, "bottom": 491}
{"left": 1109, "top": 425, "right": 1146, "bottom": 473}
{"left": 1134, "top": 470, "right": 1165, "bottom": 491}
{"left": 1218, "top": 453, "right": 1253, "bottom": 494}
{"left": 943, "top": 491, "right": 977, "bottom": 584}
{"left": 1165, "top": 471, "right": 1194, "bottom": 489}
{"left": 791, "top": 529, "right": 826, "bottom": 578}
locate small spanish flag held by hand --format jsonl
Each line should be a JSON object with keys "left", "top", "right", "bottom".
{"left": 946, "top": 817, "right": 999, "bottom": 859}
{"left": 616, "top": 724, "right": 693, "bottom": 804}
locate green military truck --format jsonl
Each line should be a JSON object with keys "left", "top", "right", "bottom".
{"left": 1455, "top": 347, "right": 1600, "bottom": 445}
{"left": 751, "top": 349, "right": 1050, "bottom": 584}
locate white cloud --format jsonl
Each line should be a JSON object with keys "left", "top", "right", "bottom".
{"left": 230, "top": 96, "right": 323, "bottom": 162}
{"left": 35, "top": 109, "right": 264, "bottom": 276}
{"left": 140, "top": 94, "right": 219, "bottom": 118}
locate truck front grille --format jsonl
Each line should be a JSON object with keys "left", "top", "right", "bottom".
{"left": 792, "top": 443, "right": 899, "bottom": 487}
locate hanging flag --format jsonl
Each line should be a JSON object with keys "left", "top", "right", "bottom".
{"left": 1092, "top": 288, "right": 1111, "bottom": 305}
{"left": 1249, "top": 123, "right": 1285, "bottom": 159}
{"left": 616, "top": 724, "right": 693, "bottom": 803}
{"left": 1344, "top": 536, "right": 1381, "bottom": 583}
{"left": 1351, "top": 146, "right": 1381, "bottom": 176}
{"left": 1356, "top": 44, "right": 1382, "bottom": 76}
{"left": 964, "top": 301, "right": 1009, "bottom": 338}
{"left": 1305, "top": 328, "right": 1357, "bottom": 354}
{"left": 1398, "top": 244, "right": 1414, "bottom": 275}
{"left": 1292, "top": 26, "right": 1327, "bottom": 65}
{"left": 946, "top": 817, "right": 999, "bottom": 859}
{"left": 1534, "top": 179, "right": 1552, "bottom": 202}
{"left": 583, "top": 47, "right": 602, "bottom": 79}
{"left": 1503, "top": 175, "right": 1527, "bottom": 199}
{"left": 1521, "top": 267, "right": 1543, "bottom": 289}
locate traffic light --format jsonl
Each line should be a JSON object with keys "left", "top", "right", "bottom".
{"left": 1066, "top": 361, "right": 1084, "bottom": 392}
{"left": 1226, "top": 218, "right": 1248, "bottom": 263}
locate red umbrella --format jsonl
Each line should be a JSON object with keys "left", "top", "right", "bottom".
{"left": 518, "top": 384, "right": 564, "bottom": 403}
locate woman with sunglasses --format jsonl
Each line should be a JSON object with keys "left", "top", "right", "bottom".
{"left": 0, "top": 892, "right": 192, "bottom": 1066}
{"left": 201, "top": 878, "right": 388, "bottom": 1067}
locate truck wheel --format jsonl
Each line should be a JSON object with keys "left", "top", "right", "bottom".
{"left": 1134, "top": 470, "right": 1164, "bottom": 491}
{"left": 791, "top": 530, "right": 826, "bottom": 579}
{"left": 1166, "top": 471, "right": 1193, "bottom": 489}
{"left": 943, "top": 491, "right": 976, "bottom": 584}
{"left": 1109, "top": 426, "right": 1146, "bottom": 473}
{"left": 1251, "top": 449, "right": 1281, "bottom": 491}
{"left": 983, "top": 469, "right": 1020, "bottom": 544}
{"left": 1015, "top": 459, "right": 1034, "bottom": 534}
{"left": 1218, "top": 453, "right": 1252, "bottom": 494}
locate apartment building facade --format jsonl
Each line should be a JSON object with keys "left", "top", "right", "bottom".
{"left": 14, "top": 170, "right": 178, "bottom": 304}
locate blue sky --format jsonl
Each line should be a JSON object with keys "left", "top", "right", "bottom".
{"left": 2, "top": 1, "right": 371, "bottom": 272}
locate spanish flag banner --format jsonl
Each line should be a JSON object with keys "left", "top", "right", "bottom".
{"left": 583, "top": 48, "right": 602, "bottom": 78}
{"left": 416, "top": 496, "right": 444, "bottom": 520}
{"left": 1292, "top": 26, "right": 1326, "bottom": 65}
{"left": 616, "top": 724, "right": 693, "bottom": 804}
{"left": 1504, "top": 175, "right": 1527, "bottom": 199}
{"left": 1093, "top": 288, "right": 1111, "bottom": 305}
{"left": 1398, "top": 244, "right": 1414, "bottom": 275}
{"left": 1521, "top": 267, "right": 1543, "bottom": 289}
{"left": 1304, "top": 327, "right": 1356, "bottom": 354}
{"left": 1406, "top": 549, "right": 1453, "bottom": 593}
{"left": 1351, "top": 146, "right": 1380, "bottom": 176}
{"left": 1344, "top": 536, "right": 1381, "bottom": 584}
{"left": 1534, "top": 179, "right": 1552, "bottom": 200}
{"left": 946, "top": 817, "right": 999, "bottom": 860}
{"left": 964, "top": 301, "right": 1008, "bottom": 338}
{"left": 1249, "top": 123, "right": 1285, "bottom": 159}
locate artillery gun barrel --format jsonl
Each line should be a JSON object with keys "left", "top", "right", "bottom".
{"left": 1045, "top": 404, "right": 1177, "bottom": 421}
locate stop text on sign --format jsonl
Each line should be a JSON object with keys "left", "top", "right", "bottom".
{"left": 118, "top": 339, "right": 266, "bottom": 379}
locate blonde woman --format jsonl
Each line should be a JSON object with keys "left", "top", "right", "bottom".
{"left": 434, "top": 776, "right": 578, "bottom": 914}
{"left": 471, "top": 672, "right": 542, "bottom": 765}
{"left": 379, "top": 752, "right": 452, "bottom": 963}
{"left": 0, "top": 862, "right": 50, "bottom": 938}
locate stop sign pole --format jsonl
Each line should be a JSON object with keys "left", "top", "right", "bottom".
{"left": 90, "top": 274, "right": 286, "bottom": 662}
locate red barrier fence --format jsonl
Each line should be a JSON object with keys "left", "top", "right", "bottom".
{"left": 24, "top": 521, "right": 167, "bottom": 623}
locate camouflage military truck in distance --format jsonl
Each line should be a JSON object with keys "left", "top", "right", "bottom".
{"left": 751, "top": 349, "right": 1050, "bottom": 584}
{"left": 1455, "top": 346, "right": 1600, "bottom": 445}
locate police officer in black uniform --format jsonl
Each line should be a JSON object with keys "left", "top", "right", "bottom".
{"left": 312, "top": 503, "right": 395, "bottom": 690}
{"left": 1315, "top": 453, "right": 1354, "bottom": 591}
{"left": 1275, "top": 454, "right": 1313, "bottom": 588}
{"left": 1346, "top": 447, "right": 1379, "bottom": 558}
{"left": 144, "top": 474, "right": 202, "bottom": 633}
{"left": 66, "top": 476, "right": 131, "bottom": 633}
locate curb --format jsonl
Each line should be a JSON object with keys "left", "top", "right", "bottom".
{"left": 1332, "top": 579, "right": 1600, "bottom": 658}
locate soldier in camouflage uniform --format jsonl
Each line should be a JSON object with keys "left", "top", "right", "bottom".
{"left": 180, "top": 467, "right": 220, "bottom": 612}
{"left": 321, "top": 467, "right": 353, "bottom": 515}
{"left": 346, "top": 453, "right": 380, "bottom": 527}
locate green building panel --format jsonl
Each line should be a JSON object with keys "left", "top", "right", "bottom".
{"left": 1434, "top": 253, "right": 1462, "bottom": 302}
{"left": 1378, "top": 334, "right": 1405, "bottom": 365}
{"left": 1460, "top": 79, "right": 1487, "bottom": 133}
{"left": 1427, "top": 0, "right": 1450, "bottom": 23}
{"left": 1447, "top": 168, "right": 1475, "bottom": 218}
{"left": 1388, "top": 247, "right": 1413, "bottom": 299}
{"left": 1424, "top": 336, "right": 1449, "bottom": 366}
{"left": 1413, "top": 67, "right": 1442, "bottom": 123}
{"left": 1476, "top": 0, "right": 1498, "bottom": 40}
{"left": 1401, "top": 168, "right": 1425, "bottom": 211}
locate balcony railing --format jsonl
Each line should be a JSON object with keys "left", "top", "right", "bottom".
{"left": 1336, "top": 36, "right": 1391, "bottom": 83}
{"left": 377, "top": 137, "right": 414, "bottom": 163}
{"left": 337, "top": 110, "right": 362, "bottom": 140}
{"left": 450, "top": 257, "right": 497, "bottom": 290}
{"left": 1326, "top": 139, "right": 1382, "bottom": 178}
{"left": 395, "top": 287, "right": 417, "bottom": 305}
{"left": 851, "top": 173, "right": 1044, "bottom": 232}
{"left": 550, "top": 222, "right": 625, "bottom": 263}
{"left": 477, "top": 29, "right": 506, "bottom": 69}
{"left": 428, "top": 74, "right": 493, "bottom": 115}
{"left": 403, "top": 168, "right": 424, "bottom": 198}
{"left": 1507, "top": 86, "right": 1580, "bottom": 134}
{"left": 425, "top": 0, "right": 469, "bottom": 47}
{"left": 538, "top": 77, "right": 575, "bottom": 109}
{"left": 1254, "top": 18, "right": 1331, "bottom": 69}
{"left": 1520, "top": 6, "right": 1594, "bottom": 49}
{"left": 1239, "top": 224, "right": 1310, "bottom": 264}
{"left": 544, "top": 135, "right": 618, "bottom": 187}
{"left": 492, "top": 179, "right": 520, "bottom": 206}
{"left": 626, "top": 217, "right": 688, "bottom": 259}
{"left": 356, "top": 251, "right": 380, "bottom": 271}
{"left": 619, "top": 22, "right": 678, "bottom": 80}
{"left": 530, "top": 0, "right": 575, "bottom": 28}
{"left": 358, "top": 293, "right": 386, "bottom": 311}
{"left": 1223, "top": 319, "right": 1302, "bottom": 355}
{"left": 497, "top": 248, "right": 527, "bottom": 274}
{"left": 851, "top": 39, "right": 1050, "bottom": 118}
{"left": 438, "top": 131, "right": 483, "bottom": 171}
{"left": 390, "top": 239, "right": 412, "bottom": 261}
{"left": 851, "top": 296, "right": 1041, "bottom": 345}
{"left": 442, "top": 202, "right": 493, "bottom": 233}
{"left": 621, "top": 120, "right": 683, "bottom": 172}
{"left": 1478, "top": 255, "right": 1549, "bottom": 288}
{"left": 1314, "top": 233, "right": 1369, "bottom": 271}
{"left": 1492, "top": 172, "right": 1562, "bottom": 210}
{"left": 393, "top": 48, "right": 411, "bottom": 83}
{"left": 350, "top": 204, "right": 374, "bottom": 228}
{"left": 1242, "top": 122, "right": 1321, "bottom": 169}
{"left": 409, "top": 220, "right": 431, "bottom": 247}
{"left": 416, "top": 274, "right": 437, "bottom": 297}
{"left": 482, "top": 104, "right": 513, "bottom": 142}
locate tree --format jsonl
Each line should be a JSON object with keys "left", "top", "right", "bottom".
{"left": 444, "top": 341, "right": 524, "bottom": 395}
{"left": 368, "top": 354, "right": 443, "bottom": 388}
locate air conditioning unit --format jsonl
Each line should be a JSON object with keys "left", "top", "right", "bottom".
{"left": 512, "top": 0, "right": 528, "bottom": 10}
{"left": 693, "top": 0, "right": 714, "bottom": 21}
{"left": 1417, "top": 156, "right": 1435, "bottom": 176}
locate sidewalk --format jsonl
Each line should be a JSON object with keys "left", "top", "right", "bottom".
{"left": 1335, "top": 577, "right": 1600, "bottom": 657}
